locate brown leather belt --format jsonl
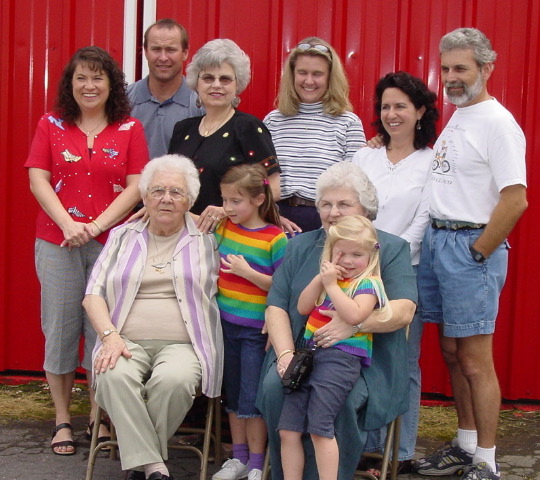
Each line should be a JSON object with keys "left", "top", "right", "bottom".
{"left": 281, "top": 196, "right": 316, "bottom": 207}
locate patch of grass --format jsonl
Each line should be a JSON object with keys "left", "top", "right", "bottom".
{"left": 418, "top": 406, "right": 457, "bottom": 440}
{"left": 0, "top": 381, "right": 90, "bottom": 421}
{"left": 418, "top": 404, "right": 540, "bottom": 441}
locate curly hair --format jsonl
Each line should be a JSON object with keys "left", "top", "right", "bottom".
{"left": 373, "top": 71, "right": 439, "bottom": 150}
{"left": 54, "top": 46, "right": 131, "bottom": 125}
{"left": 185, "top": 39, "right": 251, "bottom": 107}
{"left": 276, "top": 36, "right": 352, "bottom": 116}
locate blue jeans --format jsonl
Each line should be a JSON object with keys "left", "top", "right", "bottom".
{"left": 222, "top": 320, "right": 267, "bottom": 417}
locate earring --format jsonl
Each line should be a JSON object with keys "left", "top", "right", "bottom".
{"left": 232, "top": 95, "right": 241, "bottom": 108}
{"left": 416, "top": 119, "right": 422, "bottom": 130}
{"left": 195, "top": 95, "right": 202, "bottom": 108}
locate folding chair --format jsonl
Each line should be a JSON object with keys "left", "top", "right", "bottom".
{"left": 85, "top": 396, "right": 221, "bottom": 480}
{"left": 355, "top": 415, "right": 402, "bottom": 480}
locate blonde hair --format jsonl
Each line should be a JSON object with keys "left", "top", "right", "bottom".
{"left": 276, "top": 36, "right": 353, "bottom": 116}
{"left": 320, "top": 215, "right": 391, "bottom": 322}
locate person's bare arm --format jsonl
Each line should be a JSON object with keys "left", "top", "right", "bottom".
{"left": 312, "top": 298, "right": 415, "bottom": 347}
{"left": 472, "top": 184, "right": 527, "bottom": 257}
{"left": 29, "top": 168, "right": 90, "bottom": 247}
{"left": 84, "top": 174, "right": 142, "bottom": 238}
{"left": 265, "top": 305, "right": 296, "bottom": 376}
{"left": 297, "top": 274, "right": 323, "bottom": 315}
{"left": 82, "top": 294, "right": 132, "bottom": 373}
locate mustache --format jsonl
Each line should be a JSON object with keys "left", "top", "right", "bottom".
{"left": 445, "top": 81, "right": 466, "bottom": 88}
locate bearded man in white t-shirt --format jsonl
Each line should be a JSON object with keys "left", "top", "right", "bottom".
{"left": 414, "top": 28, "right": 527, "bottom": 480}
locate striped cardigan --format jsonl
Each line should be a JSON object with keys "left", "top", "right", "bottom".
{"left": 86, "top": 216, "right": 223, "bottom": 397}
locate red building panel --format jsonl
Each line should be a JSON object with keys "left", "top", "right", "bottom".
{"left": 1, "top": 0, "right": 538, "bottom": 399}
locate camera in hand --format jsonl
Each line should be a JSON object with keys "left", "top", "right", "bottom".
{"left": 281, "top": 347, "right": 315, "bottom": 393}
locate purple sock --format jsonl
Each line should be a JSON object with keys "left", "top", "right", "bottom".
{"left": 232, "top": 443, "right": 249, "bottom": 465}
{"left": 248, "top": 452, "right": 265, "bottom": 471}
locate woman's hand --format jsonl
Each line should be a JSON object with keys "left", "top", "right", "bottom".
{"left": 279, "top": 215, "right": 302, "bottom": 237}
{"left": 276, "top": 350, "right": 294, "bottom": 378}
{"left": 60, "top": 220, "right": 92, "bottom": 249}
{"left": 196, "top": 206, "right": 226, "bottom": 233}
{"left": 126, "top": 206, "right": 148, "bottom": 223}
{"left": 93, "top": 333, "right": 132, "bottom": 374}
{"left": 367, "top": 134, "right": 385, "bottom": 149}
{"left": 312, "top": 310, "right": 355, "bottom": 348}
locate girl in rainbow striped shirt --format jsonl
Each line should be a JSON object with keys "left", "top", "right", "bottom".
{"left": 278, "top": 214, "right": 391, "bottom": 480}
{"left": 213, "top": 164, "right": 287, "bottom": 480}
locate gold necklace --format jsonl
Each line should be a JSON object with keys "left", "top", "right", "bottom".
{"left": 78, "top": 118, "right": 107, "bottom": 137}
{"left": 200, "top": 108, "right": 233, "bottom": 137}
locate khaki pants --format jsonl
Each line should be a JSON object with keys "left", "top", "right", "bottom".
{"left": 95, "top": 339, "right": 202, "bottom": 470}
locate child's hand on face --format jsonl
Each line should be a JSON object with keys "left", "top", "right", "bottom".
{"left": 220, "top": 254, "right": 251, "bottom": 278}
{"left": 320, "top": 261, "right": 339, "bottom": 287}
{"left": 320, "top": 252, "right": 347, "bottom": 288}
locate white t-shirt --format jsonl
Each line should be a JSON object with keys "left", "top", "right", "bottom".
{"left": 353, "top": 147, "right": 432, "bottom": 264}
{"left": 429, "top": 98, "right": 526, "bottom": 223}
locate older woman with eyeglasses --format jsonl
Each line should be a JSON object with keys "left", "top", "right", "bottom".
{"left": 256, "top": 161, "right": 417, "bottom": 480}
{"left": 83, "top": 154, "right": 223, "bottom": 480}
{"left": 264, "top": 37, "right": 366, "bottom": 235}
{"left": 168, "top": 39, "right": 281, "bottom": 233}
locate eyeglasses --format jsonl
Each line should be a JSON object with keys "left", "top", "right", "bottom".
{"left": 296, "top": 43, "right": 331, "bottom": 55}
{"left": 199, "top": 73, "right": 236, "bottom": 85}
{"left": 148, "top": 186, "right": 187, "bottom": 201}
{"left": 318, "top": 201, "right": 359, "bottom": 213}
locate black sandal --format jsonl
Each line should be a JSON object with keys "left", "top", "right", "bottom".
{"left": 51, "top": 422, "right": 76, "bottom": 456}
{"left": 86, "top": 418, "right": 111, "bottom": 451}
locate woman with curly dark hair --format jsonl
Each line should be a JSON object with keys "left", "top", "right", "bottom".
{"left": 352, "top": 71, "right": 439, "bottom": 477}
{"left": 25, "top": 46, "right": 149, "bottom": 456}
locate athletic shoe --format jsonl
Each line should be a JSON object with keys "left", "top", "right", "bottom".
{"left": 212, "top": 458, "right": 249, "bottom": 480}
{"left": 460, "top": 462, "right": 500, "bottom": 480}
{"left": 413, "top": 440, "right": 473, "bottom": 475}
{"left": 247, "top": 469, "right": 262, "bottom": 480}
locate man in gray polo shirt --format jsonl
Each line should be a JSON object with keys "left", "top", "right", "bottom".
{"left": 128, "top": 18, "right": 203, "bottom": 159}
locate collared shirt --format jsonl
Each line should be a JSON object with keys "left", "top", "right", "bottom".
{"left": 86, "top": 216, "right": 223, "bottom": 397}
{"left": 128, "top": 76, "right": 204, "bottom": 159}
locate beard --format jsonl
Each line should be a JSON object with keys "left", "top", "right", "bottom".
{"left": 445, "top": 73, "right": 484, "bottom": 107}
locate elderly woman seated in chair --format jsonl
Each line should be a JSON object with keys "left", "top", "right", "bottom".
{"left": 83, "top": 154, "right": 223, "bottom": 480}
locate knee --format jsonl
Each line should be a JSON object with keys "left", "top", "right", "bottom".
{"left": 280, "top": 429, "right": 300, "bottom": 445}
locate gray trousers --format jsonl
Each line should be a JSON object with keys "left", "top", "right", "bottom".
{"left": 95, "top": 339, "right": 202, "bottom": 470}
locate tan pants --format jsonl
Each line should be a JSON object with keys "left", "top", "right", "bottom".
{"left": 95, "top": 339, "right": 202, "bottom": 470}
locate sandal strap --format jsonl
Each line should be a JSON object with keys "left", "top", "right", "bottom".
{"left": 52, "top": 422, "right": 73, "bottom": 438}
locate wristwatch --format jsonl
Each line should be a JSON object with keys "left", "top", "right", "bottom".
{"left": 101, "top": 328, "right": 118, "bottom": 340}
{"left": 469, "top": 246, "right": 486, "bottom": 263}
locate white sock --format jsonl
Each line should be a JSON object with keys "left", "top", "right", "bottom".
{"left": 457, "top": 428, "right": 477, "bottom": 454}
{"left": 144, "top": 462, "right": 169, "bottom": 478}
{"left": 474, "top": 446, "right": 497, "bottom": 473}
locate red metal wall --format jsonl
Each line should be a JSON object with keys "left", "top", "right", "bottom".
{"left": 1, "top": 0, "right": 538, "bottom": 400}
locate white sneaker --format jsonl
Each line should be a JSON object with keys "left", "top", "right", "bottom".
{"left": 247, "top": 469, "right": 262, "bottom": 480}
{"left": 212, "top": 459, "right": 249, "bottom": 480}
